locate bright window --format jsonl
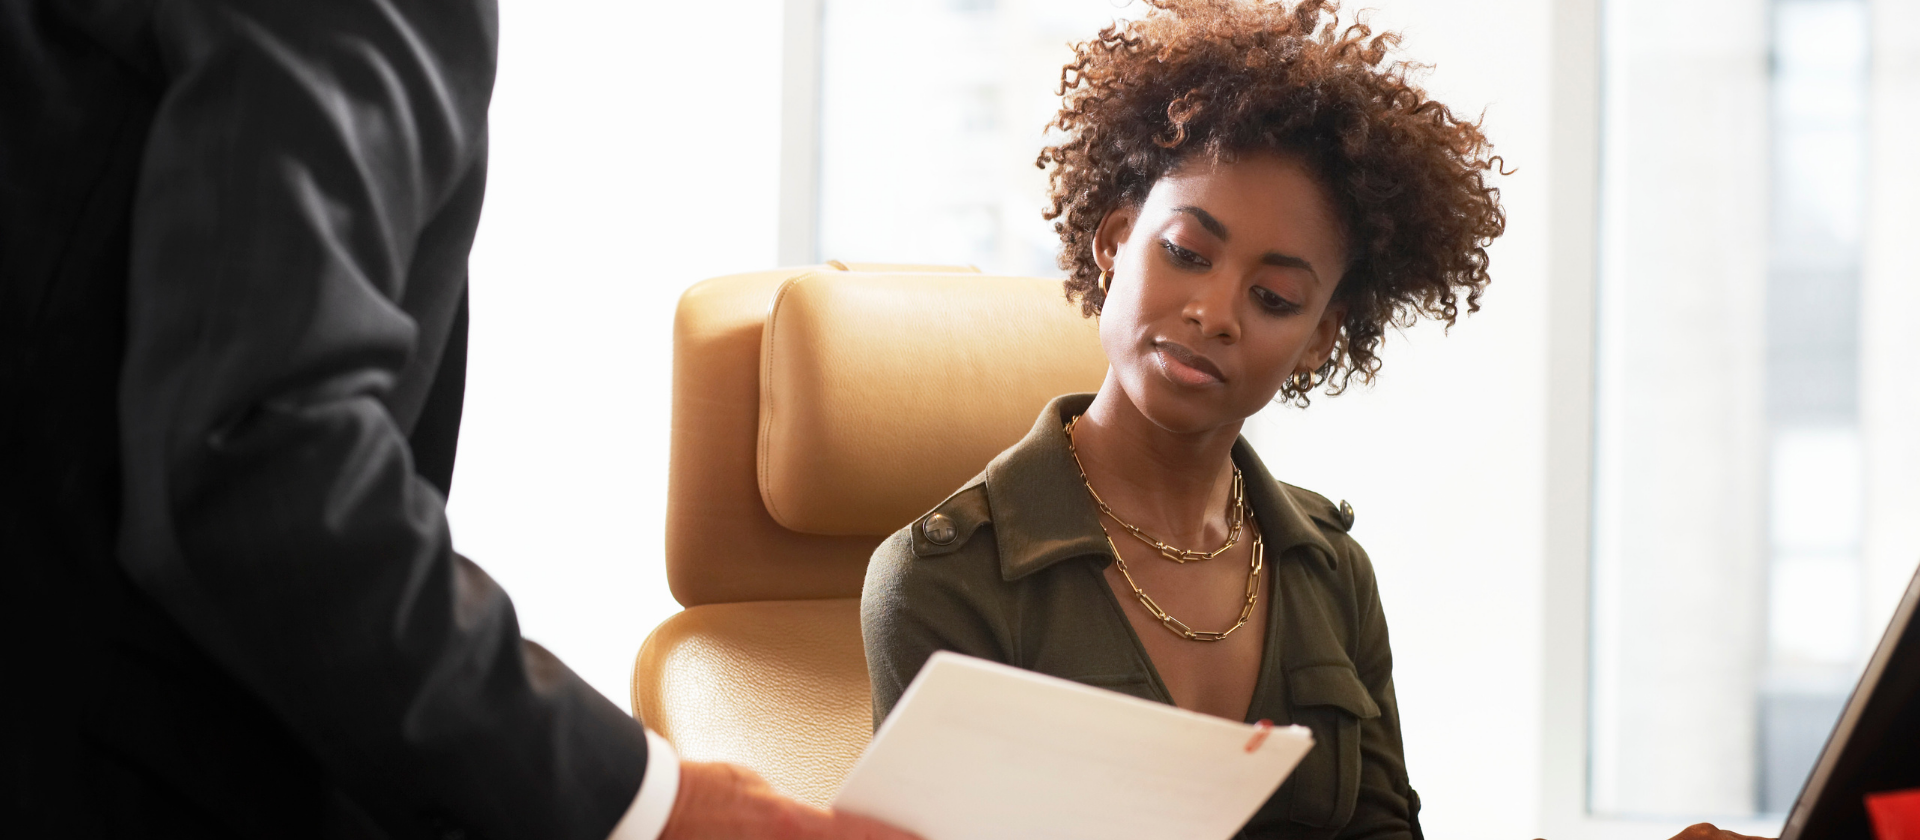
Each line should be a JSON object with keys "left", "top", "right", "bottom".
{"left": 1590, "top": 0, "right": 1918, "bottom": 820}
{"left": 815, "top": 0, "right": 1143, "bottom": 276}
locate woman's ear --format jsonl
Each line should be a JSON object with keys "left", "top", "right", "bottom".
{"left": 1091, "top": 206, "right": 1137, "bottom": 272}
{"left": 1300, "top": 301, "right": 1347, "bottom": 373}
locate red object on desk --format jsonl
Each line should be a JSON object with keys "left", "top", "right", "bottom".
{"left": 1867, "top": 788, "right": 1920, "bottom": 840}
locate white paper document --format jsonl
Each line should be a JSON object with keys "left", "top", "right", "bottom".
{"left": 832, "top": 651, "right": 1315, "bottom": 840}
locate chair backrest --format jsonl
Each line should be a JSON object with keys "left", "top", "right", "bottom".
{"left": 632, "top": 263, "right": 1107, "bottom": 805}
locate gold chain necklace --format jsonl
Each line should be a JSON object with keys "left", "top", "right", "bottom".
{"left": 1064, "top": 416, "right": 1264, "bottom": 642}
{"left": 1063, "top": 416, "right": 1245, "bottom": 563}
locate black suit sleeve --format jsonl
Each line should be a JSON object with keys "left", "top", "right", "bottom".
{"left": 112, "top": 3, "right": 648, "bottom": 838}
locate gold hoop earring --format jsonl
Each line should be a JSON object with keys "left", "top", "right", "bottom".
{"left": 1292, "top": 370, "right": 1315, "bottom": 393}
{"left": 1098, "top": 269, "right": 1112, "bottom": 293}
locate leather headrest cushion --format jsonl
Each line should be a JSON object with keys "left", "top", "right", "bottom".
{"left": 758, "top": 272, "right": 1108, "bottom": 535}
{"left": 665, "top": 264, "right": 977, "bottom": 606}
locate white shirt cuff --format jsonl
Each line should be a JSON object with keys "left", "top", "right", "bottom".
{"left": 606, "top": 729, "right": 681, "bottom": 840}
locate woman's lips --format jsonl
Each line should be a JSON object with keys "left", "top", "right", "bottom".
{"left": 1154, "top": 341, "right": 1226, "bottom": 386}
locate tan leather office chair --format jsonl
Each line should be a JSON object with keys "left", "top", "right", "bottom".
{"left": 630, "top": 263, "right": 1107, "bottom": 806}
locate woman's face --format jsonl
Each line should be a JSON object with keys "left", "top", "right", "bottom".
{"left": 1093, "top": 151, "right": 1349, "bottom": 435}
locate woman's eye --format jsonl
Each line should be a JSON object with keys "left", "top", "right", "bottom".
{"left": 1160, "top": 239, "right": 1210, "bottom": 268}
{"left": 1252, "top": 286, "right": 1302, "bottom": 314}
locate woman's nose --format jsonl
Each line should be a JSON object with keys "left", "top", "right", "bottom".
{"left": 1182, "top": 277, "right": 1240, "bottom": 342}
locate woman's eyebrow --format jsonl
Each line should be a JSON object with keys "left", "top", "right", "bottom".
{"left": 1173, "top": 205, "right": 1230, "bottom": 240}
{"left": 1261, "top": 252, "right": 1318, "bottom": 281}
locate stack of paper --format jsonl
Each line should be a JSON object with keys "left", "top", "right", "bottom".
{"left": 833, "top": 651, "right": 1314, "bottom": 840}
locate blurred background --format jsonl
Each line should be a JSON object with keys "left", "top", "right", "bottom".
{"left": 445, "top": 0, "right": 1919, "bottom": 837}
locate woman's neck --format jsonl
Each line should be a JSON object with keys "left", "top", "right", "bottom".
{"left": 1071, "top": 375, "right": 1244, "bottom": 546}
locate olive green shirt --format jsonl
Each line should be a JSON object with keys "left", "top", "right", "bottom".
{"left": 862, "top": 394, "right": 1421, "bottom": 840}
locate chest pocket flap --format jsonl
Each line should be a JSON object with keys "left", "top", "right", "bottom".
{"left": 1285, "top": 664, "right": 1378, "bottom": 830}
{"left": 1290, "top": 663, "right": 1380, "bottom": 718}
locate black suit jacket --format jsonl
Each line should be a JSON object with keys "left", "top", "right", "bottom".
{"left": 1, "top": 3, "right": 648, "bottom": 838}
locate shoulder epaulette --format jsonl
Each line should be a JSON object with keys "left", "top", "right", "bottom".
{"left": 909, "top": 482, "right": 992, "bottom": 557}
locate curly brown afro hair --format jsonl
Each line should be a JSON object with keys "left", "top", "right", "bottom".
{"left": 1039, "top": 0, "right": 1507, "bottom": 404}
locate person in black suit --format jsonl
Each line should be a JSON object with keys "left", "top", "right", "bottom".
{"left": 0, "top": 3, "right": 912, "bottom": 839}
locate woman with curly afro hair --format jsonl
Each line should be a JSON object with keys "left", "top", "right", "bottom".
{"left": 865, "top": 3, "right": 1760, "bottom": 838}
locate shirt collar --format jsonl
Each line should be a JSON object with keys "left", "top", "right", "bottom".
{"left": 984, "top": 393, "right": 1339, "bottom": 582}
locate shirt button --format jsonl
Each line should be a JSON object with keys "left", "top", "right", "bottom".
{"left": 922, "top": 513, "right": 958, "bottom": 545}
{"left": 1338, "top": 500, "right": 1356, "bottom": 530}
